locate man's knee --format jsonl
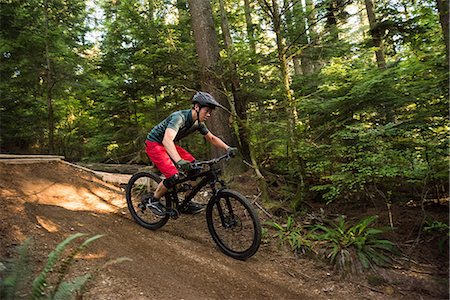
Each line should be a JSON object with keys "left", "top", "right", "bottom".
{"left": 163, "top": 173, "right": 180, "bottom": 189}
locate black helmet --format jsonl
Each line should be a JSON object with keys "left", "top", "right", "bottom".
{"left": 192, "top": 91, "right": 222, "bottom": 109}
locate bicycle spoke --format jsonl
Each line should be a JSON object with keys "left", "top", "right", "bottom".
{"left": 126, "top": 172, "right": 169, "bottom": 230}
{"left": 210, "top": 196, "right": 257, "bottom": 253}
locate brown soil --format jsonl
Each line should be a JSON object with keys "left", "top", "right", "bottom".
{"left": 0, "top": 161, "right": 448, "bottom": 299}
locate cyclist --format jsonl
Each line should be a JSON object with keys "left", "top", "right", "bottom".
{"left": 145, "top": 91, "right": 237, "bottom": 216}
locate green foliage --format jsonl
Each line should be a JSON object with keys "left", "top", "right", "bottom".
{"left": 312, "top": 216, "right": 395, "bottom": 275}
{"left": 297, "top": 51, "right": 448, "bottom": 204}
{"left": 269, "top": 215, "right": 396, "bottom": 275}
{"left": 0, "top": 0, "right": 90, "bottom": 154}
{"left": 0, "top": 233, "right": 130, "bottom": 300}
{"left": 424, "top": 219, "right": 450, "bottom": 253}
{"left": 269, "top": 216, "right": 315, "bottom": 255}
{"left": 1, "top": 0, "right": 447, "bottom": 210}
{"left": 1, "top": 239, "right": 32, "bottom": 299}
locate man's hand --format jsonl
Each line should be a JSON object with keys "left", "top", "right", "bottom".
{"left": 227, "top": 147, "right": 238, "bottom": 158}
{"left": 176, "top": 159, "right": 192, "bottom": 173}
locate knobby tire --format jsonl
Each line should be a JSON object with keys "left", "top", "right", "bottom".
{"left": 206, "top": 189, "right": 262, "bottom": 260}
{"left": 126, "top": 172, "right": 169, "bottom": 230}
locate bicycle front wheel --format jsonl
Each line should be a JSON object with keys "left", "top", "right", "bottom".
{"left": 206, "top": 189, "right": 262, "bottom": 260}
{"left": 126, "top": 172, "right": 169, "bottom": 230}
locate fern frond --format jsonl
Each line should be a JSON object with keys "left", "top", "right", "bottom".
{"left": 51, "top": 234, "right": 104, "bottom": 298}
{"left": 2, "top": 238, "right": 32, "bottom": 299}
{"left": 52, "top": 274, "right": 92, "bottom": 300}
{"left": 78, "top": 257, "right": 132, "bottom": 296}
{"left": 31, "top": 233, "right": 85, "bottom": 299}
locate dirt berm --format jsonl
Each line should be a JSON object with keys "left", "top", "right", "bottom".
{"left": 0, "top": 161, "right": 445, "bottom": 299}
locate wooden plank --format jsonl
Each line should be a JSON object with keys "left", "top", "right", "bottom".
{"left": 0, "top": 154, "right": 65, "bottom": 159}
{"left": 0, "top": 158, "right": 63, "bottom": 164}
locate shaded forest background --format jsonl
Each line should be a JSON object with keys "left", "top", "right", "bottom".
{"left": 1, "top": 0, "right": 448, "bottom": 209}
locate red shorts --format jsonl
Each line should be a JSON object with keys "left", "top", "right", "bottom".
{"left": 145, "top": 140, "right": 195, "bottom": 178}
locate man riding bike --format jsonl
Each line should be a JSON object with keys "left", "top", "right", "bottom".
{"left": 145, "top": 91, "right": 237, "bottom": 216}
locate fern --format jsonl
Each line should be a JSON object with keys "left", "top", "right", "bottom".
{"left": 76, "top": 257, "right": 133, "bottom": 297}
{"left": 269, "top": 217, "right": 315, "bottom": 254}
{"left": 1, "top": 239, "right": 32, "bottom": 299}
{"left": 1, "top": 234, "right": 130, "bottom": 300}
{"left": 50, "top": 234, "right": 104, "bottom": 298}
{"left": 31, "top": 233, "right": 85, "bottom": 299}
{"left": 52, "top": 274, "right": 92, "bottom": 300}
{"left": 312, "top": 215, "right": 395, "bottom": 275}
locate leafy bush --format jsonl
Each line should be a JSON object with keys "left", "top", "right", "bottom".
{"left": 269, "top": 216, "right": 315, "bottom": 255}
{"left": 270, "top": 215, "right": 396, "bottom": 275}
{"left": 0, "top": 233, "right": 130, "bottom": 300}
{"left": 312, "top": 216, "right": 395, "bottom": 275}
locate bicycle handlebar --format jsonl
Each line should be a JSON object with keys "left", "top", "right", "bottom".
{"left": 191, "top": 153, "right": 231, "bottom": 169}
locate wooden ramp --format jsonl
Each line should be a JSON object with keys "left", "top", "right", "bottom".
{"left": 0, "top": 154, "right": 65, "bottom": 163}
{"left": 0, "top": 154, "right": 135, "bottom": 185}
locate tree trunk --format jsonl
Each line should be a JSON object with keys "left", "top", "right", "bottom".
{"left": 263, "top": 0, "right": 308, "bottom": 208}
{"left": 44, "top": 0, "right": 54, "bottom": 154}
{"left": 364, "top": 0, "right": 386, "bottom": 69}
{"left": 291, "top": 0, "right": 314, "bottom": 75}
{"left": 242, "top": 0, "right": 269, "bottom": 200}
{"left": 218, "top": 0, "right": 252, "bottom": 163}
{"left": 437, "top": 0, "right": 449, "bottom": 62}
{"left": 187, "top": 0, "right": 237, "bottom": 164}
{"left": 244, "top": 0, "right": 257, "bottom": 56}
{"left": 326, "top": 0, "right": 339, "bottom": 43}
{"left": 293, "top": 56, "right": 302, "bottom": 75}
{"left": 271, "top": 0, "right": 298, "bottom": 133}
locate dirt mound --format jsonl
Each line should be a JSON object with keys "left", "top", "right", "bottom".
{"left": 0, "top": 161, "right": 447, "bottom": 299}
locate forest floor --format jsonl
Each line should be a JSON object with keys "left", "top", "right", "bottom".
{"left": 0, "top": 160, "right": 448, "bottom": 299}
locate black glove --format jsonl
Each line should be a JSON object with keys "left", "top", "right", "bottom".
{"left": 176, "top": 159, "right": 192, "bottom": 173}
{"left": 226, "top": 147, "right": 238, "bottom": 158}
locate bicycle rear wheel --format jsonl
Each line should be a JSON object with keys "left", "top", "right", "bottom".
{"left": 126, "top": 172, "right": 169, "bottom": 230}
{"left": 206, "top": 189, "right": 262, "bottom": 260}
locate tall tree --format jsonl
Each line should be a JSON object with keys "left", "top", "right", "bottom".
{"left": 258, "top": 0, "right": 309, "bottom": 207}
{"left": 364, "top": 0, "right": 387, "bottom": 69}
{"left": 285, "top": 0, "right": 315, "bottom": 75}
{"left": 0, "top": 0, "right": 88, "bottom": 154}
{"left": 218, "top": 0, "right": 252, "bottom": 161}
{"left": 436, "top": 0, "right": 449, "bottom": 61}
{"left": 187, "top": 0, "right": 237, "bottom": 161}
{"left": 43, "top": 0, "right": 55, "bottom": 153}
{"left": 325, "top": 0, "right": 339, "bottom": 43}
{"left": 218, "top": 0, "right": 268, "bottom": 197}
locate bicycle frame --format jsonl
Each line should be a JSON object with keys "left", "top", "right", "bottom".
{"left": 126, "top": 152, "right": 262, "bottom": 259}
{"left": 164, "top": 161, "right": 226, "bottom": 217}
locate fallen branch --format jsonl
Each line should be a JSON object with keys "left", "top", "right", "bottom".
{"left": 349, "top": 280, "right": 384, "bottom": 294}
{"left": 252, "top": 198, "right": 273, "bottom": 219}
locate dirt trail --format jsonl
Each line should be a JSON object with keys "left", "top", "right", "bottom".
{"left": 0, "top": 161, "right": 446, "bottom": 299}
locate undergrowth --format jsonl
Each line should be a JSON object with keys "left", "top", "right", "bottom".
{"left": 269, "top": 215, "right": 395, "bottom": 276}
{"left": 0, "top": 233, "right": 131, "bottom": 300}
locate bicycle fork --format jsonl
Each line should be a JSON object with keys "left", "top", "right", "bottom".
{"left": 213, "top": 193, "right": 237, "bottom": 229}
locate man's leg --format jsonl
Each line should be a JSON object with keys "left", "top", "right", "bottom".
{"left": 174, "top": 145, "right": 205, "bottom": 214}
{"left": 145, "top": 141, "right": 179, "bottom": 216}
{"left": 154, "top": 181, "right": 167, "bottom": 199}
{"left": 174, "top": 145, "right": 198, "bottom": 187}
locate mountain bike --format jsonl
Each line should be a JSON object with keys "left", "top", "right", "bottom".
{"left": 125, "top": 153, "right": 262, "bottom": 260}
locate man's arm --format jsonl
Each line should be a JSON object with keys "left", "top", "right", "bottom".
{"left": 204, "top": 132, "right": 230, "bottom": 150}
{"left": 162, "top": 128, "right": 182, "bottom": 162}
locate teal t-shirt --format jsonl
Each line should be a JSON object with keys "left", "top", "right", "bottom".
{"left": 146, "top": 110, "right": 209, "bottom": 143}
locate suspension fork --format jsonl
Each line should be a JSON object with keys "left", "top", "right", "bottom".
{"left": 212, "top": 190, "right": 236, "bottom": 228}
